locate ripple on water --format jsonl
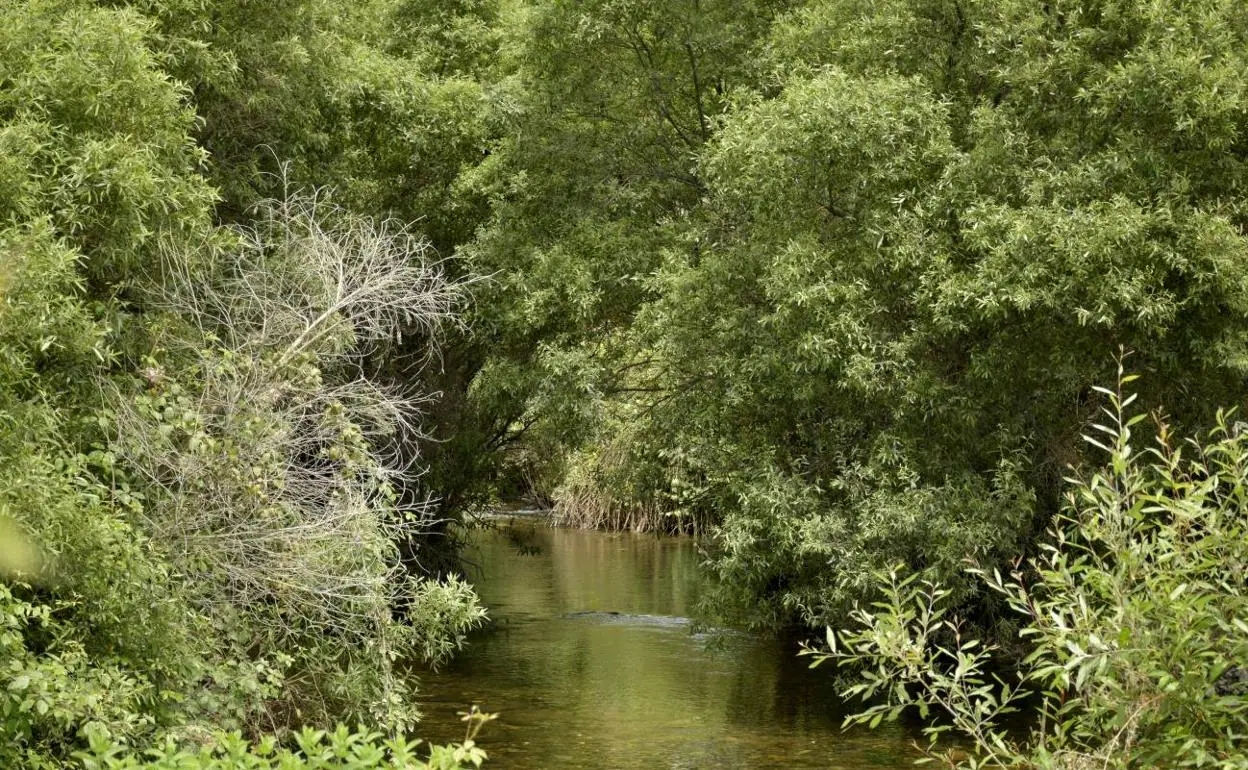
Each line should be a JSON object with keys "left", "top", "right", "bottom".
{"left": 415, "top": 524, "right": 926, "bottom": 770}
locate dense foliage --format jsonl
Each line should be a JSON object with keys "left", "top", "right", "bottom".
{"left": 433, "top": 0, "right": 1248, "bottom": 634}
{"left": 77, "top": 717, "right": 494, "bottom": 770}
{"left": 674, "top": 0, "right": 1248, "bottom": 627}
{"left": 814, "top": 376, "right": 1248, "bottom": 768}
{"left": 0, "top": 0, "right": 488, "bottom": 766}
{"left": 4, "top": 0, "right": 1248, "bottom": 766}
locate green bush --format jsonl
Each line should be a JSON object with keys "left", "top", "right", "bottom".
{"left": 1, "top": 583, "right": 159, "bottom": 769}
{"left": 1, "top": 1, "right": 490, "bottom": 762}
{"left": 75, "top": 719, "right": 494, "bottom": 770}
{"left": 0, "top": 11, "right": 213, "bottom": 752}
{"left": 812, "top": 370, "right": 1248, "bottom": 768}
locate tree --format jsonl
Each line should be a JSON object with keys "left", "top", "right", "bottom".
{"left": 605, "top": 0, "right": 1248, "bottom": 627}
{"left": 0, "top": 1, "right": 490, "bottom": 761}
{"left": 436, "top": 0, "right": 796, "bottom": 512}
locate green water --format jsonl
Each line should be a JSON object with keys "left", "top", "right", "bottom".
{"left": 415, "top": 521, "right": 923, "bottom": 769}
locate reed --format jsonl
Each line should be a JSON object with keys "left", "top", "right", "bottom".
{"left": 552, "top": 442, "right": 709, "bottom": 535}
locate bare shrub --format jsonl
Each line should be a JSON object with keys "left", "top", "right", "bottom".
{"left": 108, "top": 188, "right": 484, "bottom": 729}
{"left": 158, "top": 188, "right": 461, "bottom": 366}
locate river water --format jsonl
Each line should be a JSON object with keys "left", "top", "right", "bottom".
{"left": 415, "top": 520, "right": 924, "bottom": 769}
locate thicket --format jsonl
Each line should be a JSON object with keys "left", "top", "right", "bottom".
{"left": 814, "top": 374, "right": 1248, "bottom": 768}
{"left": 434, "top": 0, "right": 1248, "bottom": 636}
{"left": 0, "top": 0, "right": 491, "bottom": 767}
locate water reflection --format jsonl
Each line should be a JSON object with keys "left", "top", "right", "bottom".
{"left": 415, "top": 522, "right": 923, "bottom": 769}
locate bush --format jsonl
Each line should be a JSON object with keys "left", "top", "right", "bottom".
{"left": 107, "top": 190, "right": 484, "bottom": 733}
{"left": 75, "top": 718, "right": 494, "bottom": 770}
{"left": 812, "top": 369, "right": 1248, "bottom": 768}
{"left": 2, "top": 0, "right": 491, "bottom": 765}
{"left": 1, "top": 192, "right": 489, "bottom": 762}
{"left": 1, "top": 583, "right": 159, "bottom": 769}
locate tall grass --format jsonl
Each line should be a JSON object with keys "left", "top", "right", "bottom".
{"left": 552, "top": 443, "right": 709, "bottom": 535}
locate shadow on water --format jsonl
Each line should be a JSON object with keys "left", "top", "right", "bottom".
{"left": 414, "top": 523, "right": 926, "bottom": 769}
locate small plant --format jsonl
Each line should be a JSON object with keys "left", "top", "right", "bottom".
{"left": 809, "top": 364, "right": 1248, "bottom": 769}
{"left": 74, "top": 719, "right": 496, "bottom": 769}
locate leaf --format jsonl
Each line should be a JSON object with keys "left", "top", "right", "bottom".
{"left": 1082, "top": 435, "right": 1113, "bottom": 453}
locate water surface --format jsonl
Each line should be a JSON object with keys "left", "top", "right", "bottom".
{"left": 416, "top": 521, "right": 923, "bottom": 769}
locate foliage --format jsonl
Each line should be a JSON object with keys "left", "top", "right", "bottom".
{"left": 0, "top": 0, "right": 217, "bottom": 291}
{"left": 107, "top": 191, "right": 484, "bottom": 732}
{"left": 75, "top": 715, "right": 495, "bottom": 770}
{"left": 810, "top": 375, "right": 1248, "bottom": 768}
{"left": 1, "top": 0, "right": 489, "bottom": 764}
{"left": 551, "top": 411, "right": 718, "bottom": 535}
{"left": 2, "top": 189, "right": 487, "bottom": 760}
{"left": 74, "top": 713, "right": 496, "bottom": 768}
{"left": 5, "top": 0, "right": 1248, "bottom": 763}
{"left": 538, "top": 0, "right": 1248, "bottom": 630}
{"left": 410, "top": 0, "right": 1248, "bottom": 644}
{"left": 2, "top": 583, "right": 161, "bottom": 769}
{"left": 1, "top": 3, "right": 210, "bottom": 763}
{"left": 118, "top": 0, "right": 496, "bottom": 250}
{"left": 124, "top": 0, "right": 506, "bottom": 523}
{"left": 433, "top": 0, "right": 799, "bottom": 513}
{"left": 385, "top": 0, "right": 504, "bottom": 79}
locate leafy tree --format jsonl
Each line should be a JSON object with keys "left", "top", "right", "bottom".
{"left": 437, "top": 0, "right": 796, "bottom": 512}
{"left": 1, "top": 1, "right": 488, "bottom": 763}
{"left": 608, "top": 0, "right": 1248, "bottom": 627}
{"left": 0, "top": 3, "right": 217, "bottom": 762}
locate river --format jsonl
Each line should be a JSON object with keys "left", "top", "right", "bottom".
{"left": 414, "top": 519, "right": 924, "bottom": 769}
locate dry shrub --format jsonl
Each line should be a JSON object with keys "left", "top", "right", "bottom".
{"left": 108, "top": 188, "right": 484, "bottom": 730}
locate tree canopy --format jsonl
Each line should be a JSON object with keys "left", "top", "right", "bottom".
{"left": 2, "top": 0, "right": 1247, "bottom": 765}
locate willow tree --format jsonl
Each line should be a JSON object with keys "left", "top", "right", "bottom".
{"left": 631, "top": 0, "right": 1248, "bottom": 627}
{"left": 432, "top": 0, "right": 797, "bottom": 512}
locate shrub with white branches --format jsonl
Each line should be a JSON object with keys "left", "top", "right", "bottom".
{"left": 108, "top": 190, "right": 484, "bottom": 732}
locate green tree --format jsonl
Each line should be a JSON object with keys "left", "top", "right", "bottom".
{"left": 615, "top": 0, "right": 1248, "bottom": 628}
{"left": 436, "top": 0, "right": 796, "bottom": 513}
{"left": 0, "top": 1, "right": 489, "bottom": 763}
